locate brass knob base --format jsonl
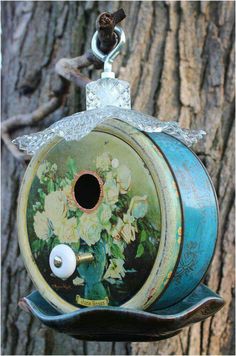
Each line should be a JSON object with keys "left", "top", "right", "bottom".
{"left": 76, "top": 253, "right": 94, "bottom": 265}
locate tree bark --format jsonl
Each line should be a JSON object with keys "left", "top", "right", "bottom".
{"left": 1, "top": 1, "right": 234, "bottom": 355}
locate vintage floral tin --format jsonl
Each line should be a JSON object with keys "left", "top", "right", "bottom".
{"left": 17, "top": 119, "right": 179, "bottom": 312}
{"left": 17, "top": 116, "right": 218, "bottom": 313}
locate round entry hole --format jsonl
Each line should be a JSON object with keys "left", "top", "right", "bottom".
{"left": 73, "top": 171, "right": 103, "bottom": 212}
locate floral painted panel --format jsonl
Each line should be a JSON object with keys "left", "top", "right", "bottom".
{"left": 27, "top": 132, "right": 161, "bottom": 307}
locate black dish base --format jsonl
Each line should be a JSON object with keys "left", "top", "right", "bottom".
{"left": 19, "top": 284, "right": 224, "bottom": 342}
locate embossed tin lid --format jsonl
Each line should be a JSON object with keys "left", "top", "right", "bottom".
{"left": 17, "top": 119, "right": 183, "bottom": 312}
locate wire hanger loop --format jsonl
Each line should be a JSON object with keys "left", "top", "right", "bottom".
{"left": 91, "top": 26, "right": 126, "bottom": 78}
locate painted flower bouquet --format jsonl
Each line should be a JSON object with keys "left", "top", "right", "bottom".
{"left": 31, "top": 152, "right": 160, "bottom": 295}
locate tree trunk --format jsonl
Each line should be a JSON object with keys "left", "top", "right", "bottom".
{"left": 1, "top": 1, "right": 234, "bottom": 355}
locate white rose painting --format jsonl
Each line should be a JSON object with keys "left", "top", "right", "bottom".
{"left": 28, "top": 152, "right": 161, "bottom": 305}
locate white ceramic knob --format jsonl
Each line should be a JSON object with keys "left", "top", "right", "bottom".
{"left": 49, "top": 244, "right": 77, "bottom": 280}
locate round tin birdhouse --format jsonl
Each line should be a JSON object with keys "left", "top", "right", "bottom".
{"left": 17, "top": 116, "right": 218, "bottom": 313}
{"left": 16, "top": 27, "right": 218, "bottom": 314}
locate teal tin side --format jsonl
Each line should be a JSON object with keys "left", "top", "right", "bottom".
{"left": 147, "top": 132, "right": 218, "bottom": 309}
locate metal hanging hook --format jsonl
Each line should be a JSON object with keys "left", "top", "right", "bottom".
{"left": 91, "top": 26, "right": 126, "bottom": 78}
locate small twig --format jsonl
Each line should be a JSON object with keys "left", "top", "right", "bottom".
{"left": 96, "top": 8, "right": 126, "bottom": 53}
{"left": 1, "top": 8, "right": 126, "bottom": 161}
{"left": 2, "top": 97, "right": 63, "bottom": 132}
{"left": 1, "top": 132, "right": 29, "bottom": 161}
{"left": 1, "top": 79, "right": 69, "bottom": 161}
{"left": 55, "top": 51, "right": 99, "bottom": 87}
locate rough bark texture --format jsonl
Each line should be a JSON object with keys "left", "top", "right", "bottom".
{"left": 1, "top": 1, "right": 235, "bottom": 355}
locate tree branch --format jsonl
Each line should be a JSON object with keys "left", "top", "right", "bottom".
{"left": 1, "top": 8, "right": 126, "bottom": 161}
{"left": 55, "top": 51, "right": 99, "bottom": 87}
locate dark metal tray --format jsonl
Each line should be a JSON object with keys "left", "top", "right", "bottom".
{"left": 19, "top": 284, "right": 224, "bottom": 342}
